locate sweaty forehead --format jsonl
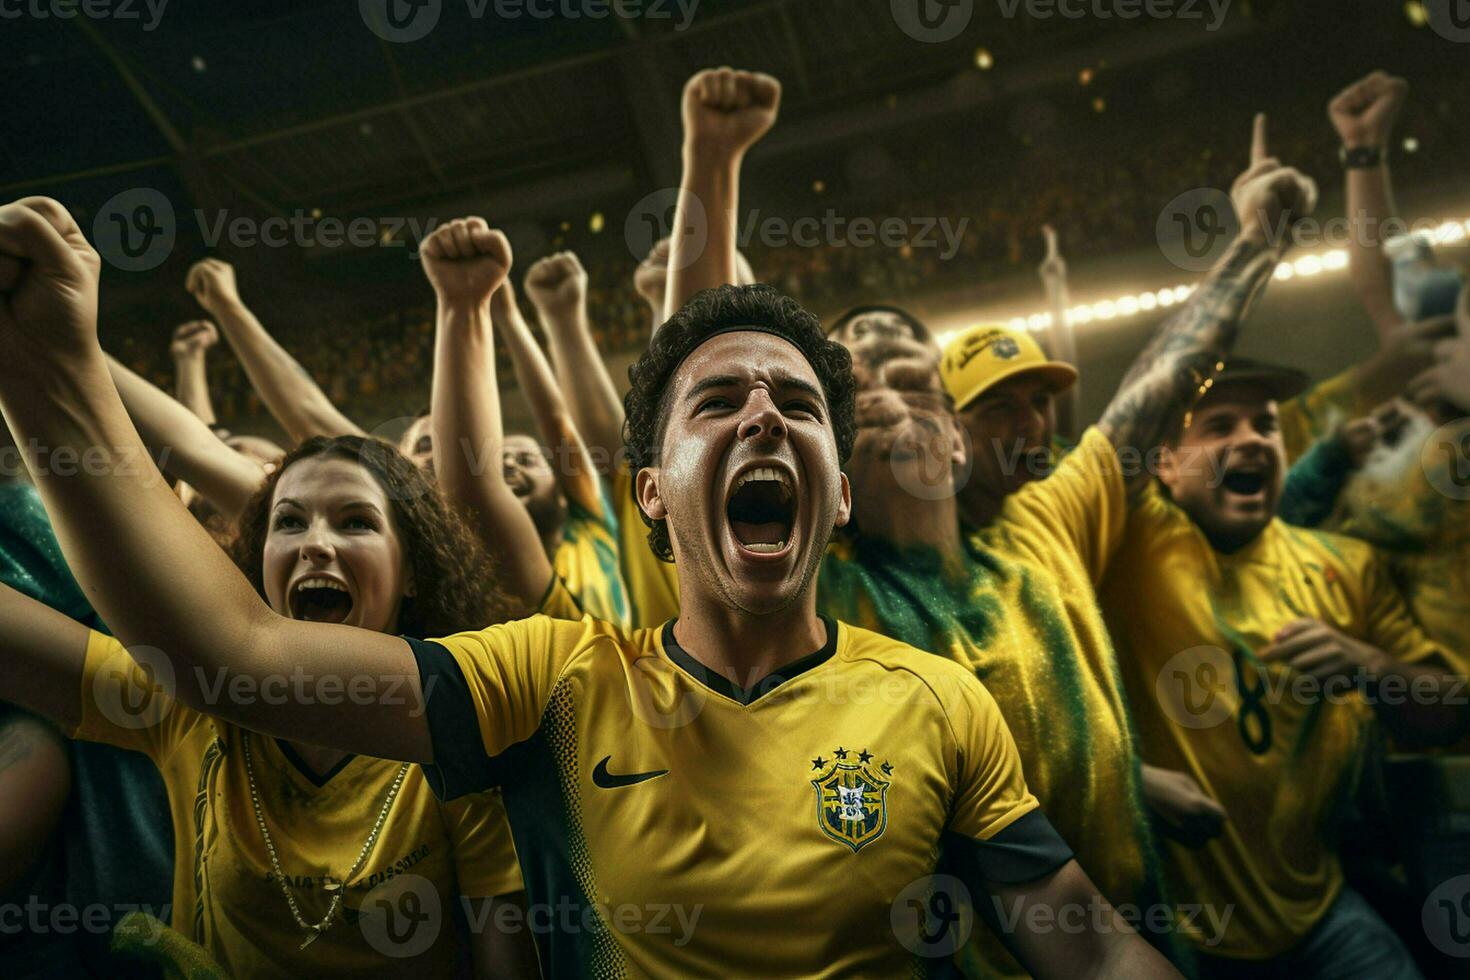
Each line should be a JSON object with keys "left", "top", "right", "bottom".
{"left": 273, "top": 455, "right": 389, "bottom": 510}
{"left": 672, "top": 330, "right": 823, "bottom": 398}
{"left": 503, "top": 433, "right": 543, "bottom": 455}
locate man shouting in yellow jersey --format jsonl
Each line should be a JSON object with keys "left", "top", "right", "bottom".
{"left": 1101, "top": 353, "right": 1468, "bottom": 979}
{"left": 0, "top": 189, "right": 1177, "bottom": 978}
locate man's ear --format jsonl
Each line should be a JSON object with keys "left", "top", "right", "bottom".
{"left": 635, "top": 467, "right": 666, "bottom": 521}
{"left": 833, "top": 472, "right": 853, "bottom": 528}
{"left": 947, "top": 416, "right": 967, "bottom": 468}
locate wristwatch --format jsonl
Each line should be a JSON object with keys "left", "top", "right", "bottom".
{"left": 1339, "top": 145, "right": 1385, "bottom": 169}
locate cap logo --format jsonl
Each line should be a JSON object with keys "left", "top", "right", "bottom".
{"left": 991, "top": 337, "right": 1020, "bottom": 360}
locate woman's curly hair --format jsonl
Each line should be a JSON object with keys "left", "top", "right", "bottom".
{"left": 622, "top": 284, "right": 856, "bottom": 562}
{"left": 229, "top": 435, "right": 521, "bottom": 638}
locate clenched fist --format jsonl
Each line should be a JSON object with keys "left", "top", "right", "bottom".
{"left": 523, "top": 251, "right": 588, "bottom": 323}
{"left": 1231, "top": 114, "right": 1318, "bottom": 252}
{"left": 0, "top": 196, "right": 102, "bottom": 360}
{"left": 682, "top": 67, "right": 782, "bottom": 158}
{"left": 1328, "top": 71, "right": 1407, "bottom": 150}
{"left": 634, "top": 237, "right": 671, "bottom": 311}
{"left": 420, "top": 218, "right": 511, "bottom": 307}
{"left": 186, "top": 258, "right": 241, "bottom": 314}
{"left": 170, "top": 320, "right": 219, "bottom": 361}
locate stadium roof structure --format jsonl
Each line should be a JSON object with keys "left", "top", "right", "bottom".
{"left": 3, "top": 0, "right": 1260, "bottom": 223}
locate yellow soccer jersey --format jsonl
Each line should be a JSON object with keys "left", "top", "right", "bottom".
{"left": 611, "top": 463, "right": 680, "bottom": 628}
{"left": 72, "top": 631, "right": 522, "bottom": 979}
{"left": 1100, "top": 489, "right": 1464, "bottom": 959}
{"left": 820, "top": 427, "right": 1173, "bottom": 978}
{"left": 411, "top": 614, "right": 1073, "bottom": 978}
{"left": 553, "top": 479, "right": 631, "bottom": 627}
{"left": 1278, "top": 367, "right": 1379, "bottom": 463}
{"left": 1282, "top": 370, "right": 1470, "bottom": 665}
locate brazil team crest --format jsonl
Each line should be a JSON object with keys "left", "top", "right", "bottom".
{"left": 810, "top": 747, "right": 891, "bottom": 852}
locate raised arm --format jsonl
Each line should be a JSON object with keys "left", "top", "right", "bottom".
{"left": 106, "top": 352, "right": 267, "bottom": 521}
{"left": 169, "top": 320, "right": 218, "bottom": 425}
{"left": 1036, "top": 224, "right": 1081, "bottom": 439}
{"left": 523, "top": 251, "right": 625, "bottom": 477}
{"left": 186, "top": 258, "right": 365, "bottom": 442}
{"left": 1099, "top": 115, "right": 1318, "bottom": 500}
{"left": 0, "top": 197, "right": 430, "bottom": 762}
{"left": 493, "top": 273, "right": 603, "bottom": 517}
{"left": 663, "top": 67, "right": 780, "bottom": 321}
{"left": 1327, "top": 71, "right": 1409, "bottom": 337}
{"left": 424, "top": 219, "right": 554, "bottom": 607}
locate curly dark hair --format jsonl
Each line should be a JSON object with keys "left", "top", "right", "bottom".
{"left": 622, "top": 284, "right": 856, "bottom": 562}
{"left": 229, "top": 435, "right": 521, "bottom": 638}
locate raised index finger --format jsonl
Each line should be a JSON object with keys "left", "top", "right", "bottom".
{"left": 1250, "top": 112, "right": 1269, "bottom": 167}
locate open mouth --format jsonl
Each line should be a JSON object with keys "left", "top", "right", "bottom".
{"left": 726, "top": 466, "right": 796, "bottom": 555}
{"left": 505, "top": 473, "right": 532, "bottom": 499}
{"left": 1221, "top": 470, "right": 1267, "bottom": 496}
{"left": 290, "top": 576, "right": 354, "bottom": 624}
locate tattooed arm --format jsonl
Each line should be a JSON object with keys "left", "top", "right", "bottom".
{"left": 186, "top": 258, "right": 365, "bottom": 443}
{"left": 1099, "top": 115, "right": 1317, "bottom": 501}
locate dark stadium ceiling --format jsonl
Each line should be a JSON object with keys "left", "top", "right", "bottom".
{"left": 0, "top": 0, "right": 1272, "bottom": 220}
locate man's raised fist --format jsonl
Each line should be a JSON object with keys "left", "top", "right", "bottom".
{"left": 1328, "top": 71, "right": 1408, "bottom": 150}
{"left": 0, "top": 197, "right": 102, "bottom": 357}
{"left": 634, "top": 237, "right": 671, "bottom": 310}
{"left": 1230, "top": 114, "right": 1318, "bottom": 252}
{"left": 524, "top": 251, "right": 588, "bottom": 322}
{"left": 186, "top": 258, "right": 241, "bottom": 313}
{"left": 682, "top": 67, "right": 782, "bottom": 157}
{"left": 420, "top": 218, "right": 512, "bottom": 306}
{"left": 170, "top": 320, "right": 219, "bottom": 361}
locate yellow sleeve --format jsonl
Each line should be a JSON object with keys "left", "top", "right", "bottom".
{"left": 410, "top": 615, "right": 595, "bottom": 799}
{"left": 990, "top": 426, "right": 1127, "bottom": 584}
{"left": 441, "top": 789, "right": 523, "bottom": 899}
{"left": 947, "top": 676, "right": 1040, "bottom": 842}
{"left": 942, "top": 673, "right": 1076, "bottom": 884}
{"left": 1278, "top": 368, "right": 1377, "bottom": 462}
{"left": 71, "top": 630, "right": 189, "bottom": 759}
{"left": 1360, "top": 552, "right": 1468, "bottom": 677}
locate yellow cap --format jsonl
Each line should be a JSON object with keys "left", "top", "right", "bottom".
{"left": 940, "top": 324, "right": 1078, "bottom": 410}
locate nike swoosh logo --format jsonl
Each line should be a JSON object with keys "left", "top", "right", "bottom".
{"left": 591, "top": 755, "right": 668, "bottom": 789}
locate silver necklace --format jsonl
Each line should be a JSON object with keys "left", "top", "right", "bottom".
{"left": 240, "top": 736, "right": 410, "bottom": 950}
